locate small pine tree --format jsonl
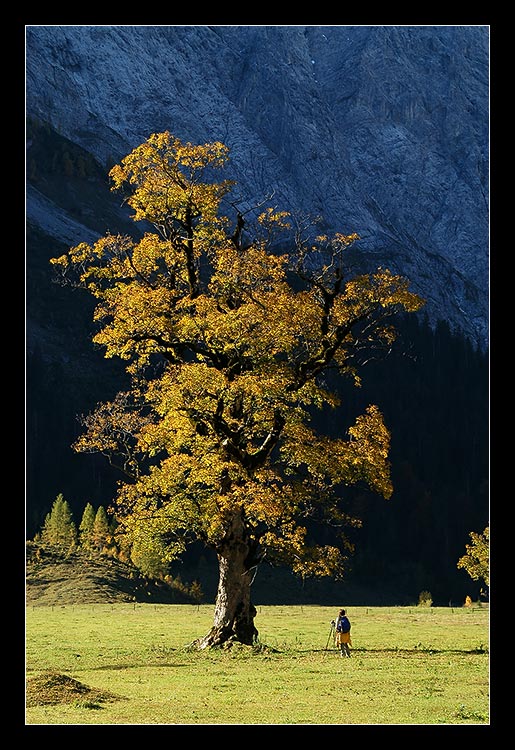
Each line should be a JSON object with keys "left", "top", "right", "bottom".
{"left": 104, "top": 515, "right": 121, "bottom": 557}
{"left": 79, "top": 502, "right": 96, "bottom": 552}
{"left": 76, "top": 156, "right": 87, "bottom": 179}
{"left": 189, "top": 580, "right": 204, "bottom": 604}
{"left": 41, "top": 493, "right": 77, "bottom": 555}
{"left": 62, "top": 151, "right": 74, "bottom": 177}
{"left": 92, "top": 505, "right": 111, "bottom": 552}
{"left": 28, "top": 158, "right": 37, "bottom": 180}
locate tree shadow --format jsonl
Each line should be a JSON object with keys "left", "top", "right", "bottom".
{"left": 311, "top": 646, "right": 488, "bottom": 655}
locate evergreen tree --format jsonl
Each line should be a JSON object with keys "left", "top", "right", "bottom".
{"left": 79, "top": 502, "right": 96, "bottom": 551}
{"left": 92, "top": 505, "right": 111, "bottom": 552}
{"left": 41, "top": 493, "right": 77, "bottom": 555}
{"left": 189, "top": 580, "right": 204, "bottom": 604}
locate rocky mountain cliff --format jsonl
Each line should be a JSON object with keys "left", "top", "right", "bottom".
{"left": 26, "top": 24, "right": 489, "bottom": 347}
{"left": 25, "top": 27, "right": 490, "bottom": 605}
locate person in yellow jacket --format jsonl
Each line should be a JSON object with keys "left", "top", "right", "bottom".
{"left": 334, "top": 608, "right": 352, "bottom": 657}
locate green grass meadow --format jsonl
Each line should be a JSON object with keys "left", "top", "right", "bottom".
{"left": 25, "top": 603, "right": 489, "bottom": 725}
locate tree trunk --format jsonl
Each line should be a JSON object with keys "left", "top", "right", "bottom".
{"left": 193, "top": 512, "right": 259, "bottom": 649}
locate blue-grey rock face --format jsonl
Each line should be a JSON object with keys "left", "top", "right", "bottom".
{"left": 26, "top": 25, "right": 489, "bottom": 347}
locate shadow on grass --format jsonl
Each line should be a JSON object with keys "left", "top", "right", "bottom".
{"left": 90, "top": 661, "right": 192, "bottom": 671}
{"left": 313, "top": 646, "right": 488, "bottom": 655}
{"left": 65, "top": 644, "right": 488, "bottom": 672}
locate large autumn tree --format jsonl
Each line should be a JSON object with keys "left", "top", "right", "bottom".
{"left": 51, "top": 132, "right": 424, "bottom": 648}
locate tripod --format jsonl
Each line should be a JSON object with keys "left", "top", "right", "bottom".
{"left": 325, "top": 621, "right": 335, "bottom": 650}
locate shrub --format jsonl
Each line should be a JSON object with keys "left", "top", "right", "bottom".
{"left": 418, "top": 590, "right": 433, "bottom": 607}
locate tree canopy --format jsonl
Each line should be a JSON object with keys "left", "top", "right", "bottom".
{"left": 51, "top": 132, "right": 424, "bottom": 645}
{"left": 457, "top": 526, "right": 489, "bottom": 590}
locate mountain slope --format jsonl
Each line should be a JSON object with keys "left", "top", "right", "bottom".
{"left": 26, "top": 24, "right": 489, "bottom": 346}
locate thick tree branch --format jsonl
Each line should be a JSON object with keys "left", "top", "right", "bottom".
{"left": 293, "top": 308, "right": 374, "bottom": 388}
{"left": 246, "top": 410, "right": 286, "bottom": 470}
{"left": 184, "top": 203, "right": 199, "bottom": 298}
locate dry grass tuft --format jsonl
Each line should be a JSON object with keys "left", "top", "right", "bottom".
{"left": 26, "top": 671, "right": 122, "bottom": 707}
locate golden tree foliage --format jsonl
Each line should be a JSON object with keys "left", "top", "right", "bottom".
{"left": 457, "top": 526, "right": 489, "bottom": 588}
{"left": 51, "top": 131, "right": 424, "bottom": 581}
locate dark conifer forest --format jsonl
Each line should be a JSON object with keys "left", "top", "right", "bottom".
{"left": 26, "top": 246, "right": 488, "bottom": 606}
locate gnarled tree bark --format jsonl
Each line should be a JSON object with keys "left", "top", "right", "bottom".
{"left": 192, "top": 511, "right": 259, "bottom": 649}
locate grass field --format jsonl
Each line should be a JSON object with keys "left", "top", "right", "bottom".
{"left": 25, "top": 603, "right": 489, "bottom": 725}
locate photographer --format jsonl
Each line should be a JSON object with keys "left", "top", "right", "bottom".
{"left": 332, "top": 608, "right": 352, "bottom": 657}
